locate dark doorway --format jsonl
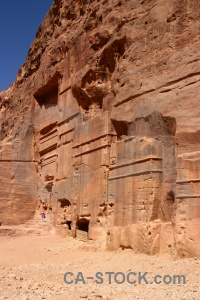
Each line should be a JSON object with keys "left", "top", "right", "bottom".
{"left": 66, "top": 221, "right": 72, "bottom": 230}
{"left": 76, "top": 218, "right": 90, "bottom": 232}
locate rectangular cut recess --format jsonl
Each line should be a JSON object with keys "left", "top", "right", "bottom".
{"left": 34, "top": 74, "right": 59, "bottom": 107}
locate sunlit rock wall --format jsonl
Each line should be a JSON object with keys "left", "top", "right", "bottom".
{"left": 0, "top": 0, "right": 200, "bottom": 256}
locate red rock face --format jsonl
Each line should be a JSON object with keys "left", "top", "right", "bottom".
{"left": 0, "top": 0, "right": 200, "bottom": 257}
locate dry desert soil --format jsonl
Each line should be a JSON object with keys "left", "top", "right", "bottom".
{"left": 0, "top": 233, "right": 199, "bottom": 300}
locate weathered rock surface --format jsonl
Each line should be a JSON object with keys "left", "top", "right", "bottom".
{"left": 0, "top": 0, "right": 200, "bottom": 257}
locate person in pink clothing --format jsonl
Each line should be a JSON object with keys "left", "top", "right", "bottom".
{"left": 41, "top": 212, "right": 46, "bottom": 222}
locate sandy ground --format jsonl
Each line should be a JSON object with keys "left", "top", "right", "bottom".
{"left": 0, "top": 234, "right": 199, "bottom": 300}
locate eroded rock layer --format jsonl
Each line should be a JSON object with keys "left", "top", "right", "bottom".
{"left": 0, "top": 0, "right": 200, "bottom": 257}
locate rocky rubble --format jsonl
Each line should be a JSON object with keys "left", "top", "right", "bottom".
{"left": 0, "top": 236, "right": 199, "bottom": 300}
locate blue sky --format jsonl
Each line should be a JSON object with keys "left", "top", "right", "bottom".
{"left": 0, "top": 0, "right": 53, "bottom": 91}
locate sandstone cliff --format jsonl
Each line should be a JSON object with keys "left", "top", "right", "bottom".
{"left": 0, "top": 0, "right": 200, "bottom": 257}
